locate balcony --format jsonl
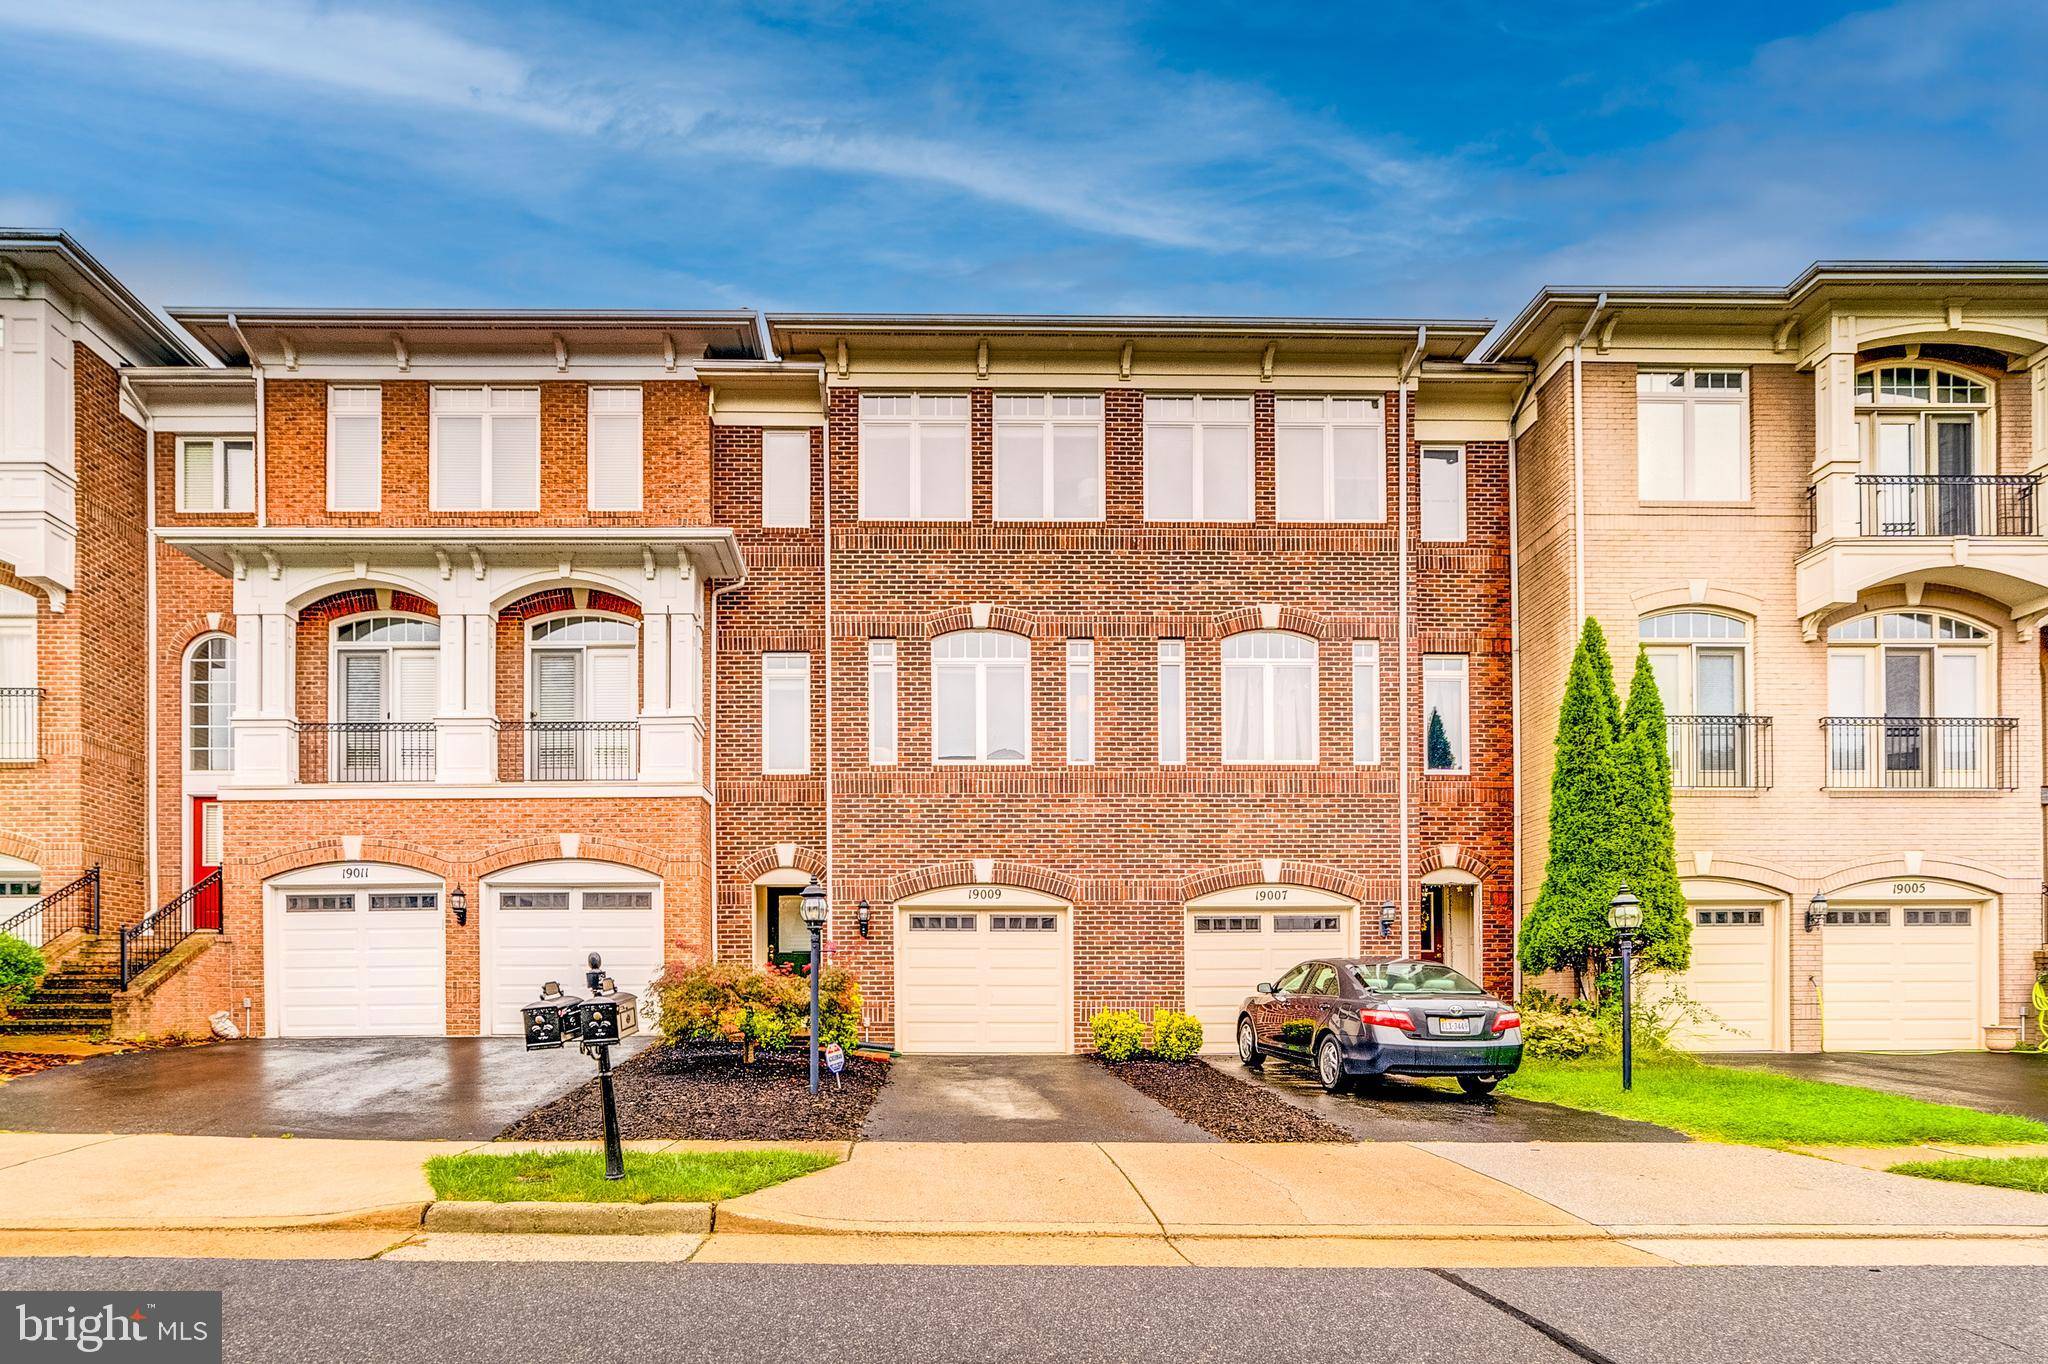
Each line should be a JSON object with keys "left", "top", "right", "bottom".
{"left": 1799, "top": 473, "right": 2048, "bottom": 620}
{"left": 501, "top": 720, "right": 641, "bottom": 783}
{"left": 1667, "top": 715, "right": 1772, "bottom": 791}
{"left": 0, "top": 687, "right": 40, "bottom": 762}
{"left": 1856, "top": 475, "right": 2038, "bottom": 538}
{"left": 298, "top": 722, "right": 438, "bottom": 784}
{"left": 1821, "top": 716, "right": 2017, "bottom": 792}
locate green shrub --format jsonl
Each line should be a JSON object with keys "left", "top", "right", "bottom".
{"left": 0, "top": 934, "right": 44, "bottom": 1019}
{"left": 650, "top": 959, "right": 859, "bottom": 1062}
{"left": 1519, "top": 1010, "right": 1603, "bottom": 1061}
{"left": 1090, "top": 1009, "right": 1145, "bottom": 1062}
{"left": 1150, "top": 1010, "right": 1203, "bottom": 1062}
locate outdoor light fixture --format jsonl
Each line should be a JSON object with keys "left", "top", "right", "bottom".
{"left": 1379, "top": 900, "right": 1395, "bottom": 938}
{"left": 1608, "top": 884, "right": 1642, "bottom": 1091}
{"left": 858, "top": 898, "right": 872, "bottom": 938}
{"left": 799, "top": 876, "right": 828, "bottom": 1093}
{"left": 449, "top": 887, "right": 468, "bottom": 927}
{"left": 1804, "top": 893, "right": 1828, "bottom": 934}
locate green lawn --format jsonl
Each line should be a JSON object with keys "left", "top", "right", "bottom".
{"left": 1498, "top": 1055, "right": 2048, "bottom": 1147}
{"left": 1889, "top": 1156, "right": 2048, "bottom": 1194}
{"left": 425, "top": 1149, "right": 838, "bottom": 1204}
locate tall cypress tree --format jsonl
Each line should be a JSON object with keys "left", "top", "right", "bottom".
{"left": 1519, "top": 617, "right": 1626, "bottom": 997}
{"left": 1616, "top": 650, "right": 1691, "bottom": 972}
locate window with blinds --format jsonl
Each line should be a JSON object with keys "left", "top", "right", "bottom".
{"left": 179, "top": 436, "right": 256, "bottom": 513}
{"left": 762, "top": 429, "right": 812, "bottom": 527}
{"left": 587, "top": 387, "right": 643, "bottom": 511}
{"left": 432, "top": 386, "right": 540, "bottom": 510}
{"left": 763, "top": 653, "right": 811, "bottom": 773}
{"left": 327, "top": 387, "right": 382, "bottom": 511}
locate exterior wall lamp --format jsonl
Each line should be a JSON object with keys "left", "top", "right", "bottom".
{"left": 1804, "top": 892, "right": 1827, "bottom": 933}
{"left": 1379, "top": 900, "right": 1395, "bottom": 938}
{"left": 858, "top": 899, "right": 872, "bottom": 937}
{"left": 450, "top": 887, "right": 468, "bottom": 927}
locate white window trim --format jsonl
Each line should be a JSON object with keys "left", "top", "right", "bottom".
{"left": 586, "top": 386, "right": 644, "bottom": 512}
{"left": 1157, "top": 638, "right": 1186, "bottom": 765}
{"left": 1823, "top": 610, "right": 1996, "bottom": 718}
{"left": 1852, "top": 362, "right": 1995, "bottom": 478}
{"left": 429, "top": 385, "right": 542, "bottom": 512}
{"left": 762, "top": 652, "right": 812, "bottom": 774}
{"left": 1419, "top": 444, "right": 1468, "bottom": 543}
{"left": 994, "top": 395, "right": 1106, "bottom": 522}
{"left": 1423, "top": 654, "right": 1470, "bottom": 775}
{"left": 176, "top": 435, "right": 255, "bottom": 514}
{"left": 326, "top": 386, "right": 382, "bottom": 513}
{"left": 1065, "top": 638, "right": 1095, "bottom": 765}
{"left": 1144, "top": 395, "right": 1254, "bottom": 522}
{"left": 184, "top": 633, "right": 235, "bottom": 774}
{"left": 1636, "top": 368, "right": 1751, "bottom": 503}
{"left": 1352, "top": 640, "right": 1380, "bottom": 765}
{"left": 931, "top": 632, "right": 1032, "bottom": 765}
{"left": 327, "top": 614, "right": 442, "bottom": 725}
{"left": 762, "top": 428, "right": 813, "bottom": 528}
{"left": 858, "top": 393, "right": 970, "bottom": 521}
{"left": 867, "top": 638, "right": 898, "bottom": 766}
{"left": 1222, "top": 633, "right": 1319, "bottom": 764}
{"left": 1276, "top": 396, "right": 1386, "bottom": 523}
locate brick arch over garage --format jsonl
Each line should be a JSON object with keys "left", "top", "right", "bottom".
{"left": 730, "top": 844, "right": 828, "bottom": 883}
{"left": 469, "top": 836, "right": 676, "bottom": 882}
{"left": 0, "top": 830, "right": 52, "bottom": 870}
{"left": 882, "top": 860, "right": 1082, "bottom": 904}
{"left": 1175, "top": 860, "right": 1380, "bottom": 905}
{"left": 235, "top": 839, "right": 459, "bottom": 886}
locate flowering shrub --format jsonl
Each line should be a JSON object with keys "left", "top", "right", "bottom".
{"left": 651, "top": 959, "right": 860, "bottom": 1062}
{"left": 1150, "top": 1010, "right": 1204, "bottom": 1062}
{"left": 0, "top": 934, "right": 43, "bottom": 1020}
{"left": 1089, "top": 1009, "right": 1146, "bottom": 1062}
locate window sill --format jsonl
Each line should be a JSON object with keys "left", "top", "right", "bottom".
{"left": 1632, "top": 500, "right": 1757, "bottom": 512}
{"left": 1822, "top": 787, "right": 2013, "bottom": 797}
{"left": 932, "top": 758, "right": 1031, "bottom": 767}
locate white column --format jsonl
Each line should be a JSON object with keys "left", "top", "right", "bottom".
{"left": 228, "top": 598, "right": 298, "bottom": 787}
{"left": 1809, "top": 313, "right": 1861, "bottom": 546}
{"left": 2030, "top": 362, "right": 2048, "bottom": 478}
{"left": 435, "top": 609, "right": 498, "bottom": 784}
{"left": 638, "top": 563, "right": 704, "bottom": 783}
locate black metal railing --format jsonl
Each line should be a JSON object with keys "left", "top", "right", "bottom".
{"left": 0, "top": 688, "right": 42, "bottom": 762}
{"left": 1822, "top": 716, "right": 2018, "bottom": 791}
{"left": 506, "top": 720, "right": 640, "bottom": 782}
{"left": 121, "top": 870, "right": 221, "bottom": 988}
{"left": 299, "top": 722, "right": 437, "bottom": 783}
{"left": 1857, "top": 474, "right": 2039, "bottom": 538}
{"left": 0, "top": 865, "right": 99, "bottom": 948}
{"left": 1667, "top": 716, "right": 1772, "bottom": 790}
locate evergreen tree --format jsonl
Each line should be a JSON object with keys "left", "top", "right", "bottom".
{"left": 1615, "top": 650, "right": 1691, "bottom": 972}
{"left": 1518, "top": 617, "right": 1626, "bottom": 996}
{"left": 1426, "top": 708, "right": 1455, "bottom": 770}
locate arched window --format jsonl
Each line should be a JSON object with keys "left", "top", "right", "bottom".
{"left": 526, "top": 614, "right": 639, "bottom": 780}
{"left": 329, "top": 614, "right": 441, "bottom": 781}
{"left": 1855, "top": 362, "right": 1996, "bottom": 535}
{"left": 1222, "top": 631, "right": 1317, "bottom": 763}
{"left": 0, "top": 585, "right": 36, "bottom": 763}
{"left": 185, "top": 635, "right": 235, "bottom": 772}
{"left": 932, "top": 631, "right": 1030, "bottom": 763}
{"left": 1825, "top": 610, "right": 1994, "bottom": 786}
{"left": 1640, "top": 611, "right": 1753, "bottom": 786}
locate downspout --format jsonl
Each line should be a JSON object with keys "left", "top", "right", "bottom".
{"left": 1506, "top": 370, "right": 1538, "bottom": 1001}
{"left": 226, "top": 314, "right": 267, "bottom": 527}
{"left": 129, "top": 373, "right": 159, "bottom": 907}
{"left": 1569, "top": 294, "right": 1606, "bottom": 623}
{"left": 707, "top": 556, "right": 751, "bottom": 965}
{"left": 1397, "top": 327, "right": 1425, "bottom": 955}
{"left": 821, "top": 395, "right": 836, "bottom": 928}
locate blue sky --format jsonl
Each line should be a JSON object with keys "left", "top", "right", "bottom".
{"left": 2, "top": 0, "right": 2043, "bottom": 325}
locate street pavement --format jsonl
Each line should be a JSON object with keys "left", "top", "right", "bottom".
{"left": 1, "top": 1259, "right": 2042, "bottom": 1362}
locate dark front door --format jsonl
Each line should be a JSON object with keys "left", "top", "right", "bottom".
{"left": 766, "top": 889, "right": 810, "bottom": 969}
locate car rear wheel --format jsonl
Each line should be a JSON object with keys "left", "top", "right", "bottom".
{"left": 1237, "top": 1018, "right": 1264, "bottom": 1068}
{"left": 1315, "top": 1035, "right": 1349, "bottom": 1093}
{"left": 1458, "top": 1076, "right": 1500, "bottom": 1097}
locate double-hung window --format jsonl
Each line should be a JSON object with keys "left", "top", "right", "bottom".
{"left": 327, "top": 386, "right": 382, "bottom": 511}
{"left": 1423, "top": 655, "right": 1469, "bottom": 773}
{"left": 1420, "top": 446, "right": 1467, "bottom": 541}
{"left": 1157, "top": 640, "right": 1186, "bottom": 764}
{"left": 179, "top": 436, "right": 256, "bottom": 513}
{"left": 432, "top": 386, "right": 540, "bottom": 510}
{"left": 859, "top": 394, "right": 969, "bottom": 520}
{"left": 1352, "top": 640, "right": 1380, "bottom": 764}
{"left": 1637, "top": 369, "right": 1747, "bottom": 501}
{"left": 762, "top": 429, "right": 812, "bottom": 527}
{"left": 1065, "top": 639, "right": 1095, "bottom": 764}
{"left": 867, "top": 639, "right": 898, "bottom": 765}
{"left": 933, "top": 631, "right": 1029, "bottom": 763}
{"left": 1222, "top": 632, "right": 1317, "bottom": 763}
{"left": 762, "top": 653, "right": 811, "bottom": 774}
{"left": 1277, "top": 396, "right": 1384, "bottom": 522}
{"left": 1144, "top": 396, "right": 1252, "bottom": 521}
{"left": 587, "top": 386, "right": 643, "bottom": 511}
{"left": 995, "top": 395, "right": 1103, "bottom": 520}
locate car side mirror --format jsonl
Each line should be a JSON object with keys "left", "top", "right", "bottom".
{"left": 1255, "top": 982, "right": 1275, "bottom": 995}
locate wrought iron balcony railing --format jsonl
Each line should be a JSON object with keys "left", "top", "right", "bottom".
{"left": 0, "top": 687, "right": 42, "bottom": 762}
{"left": 504, "top": 720, "right": 640, "bottom": 782}
{"left": 1666, "top": 715, "right": 1772, "bottom": 790}
{"left": 1822, "top": 716, "right": 2017, "bottom": 791}
{"left": 298, "top": 721, "right": 438, "bottom": 784}
{"left": 1857, "top": 474, "right": 2039, "bottom": 538}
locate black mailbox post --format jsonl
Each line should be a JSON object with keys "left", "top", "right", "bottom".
{"left": 573, "top": 952, "right": 638, "bottom": 1180}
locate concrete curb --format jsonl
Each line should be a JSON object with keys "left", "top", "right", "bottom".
{"left": 422, "top": 1201, "right": 714, "bottom": 1235}
{"left": 0, "top": 1202, "right": 431, "bottom": 1233}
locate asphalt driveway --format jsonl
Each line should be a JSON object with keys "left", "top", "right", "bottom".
{"left": 1218, "top": 1057, "right": 1687, "bottom": 1142}
{"left": 1705, "top": 1050, "right": 2048, "bottom": 1122}
{"left": 860, "top": 1055, "right": 1214, "bottom": 1142}
{"left": 0, "top": 1037, "right": 646, "bottom": 1140}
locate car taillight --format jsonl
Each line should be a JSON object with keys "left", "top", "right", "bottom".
{"left": 1493, "top": 1011, "right": 1520, "bottom": 1031}
{"left": 1359, "top": 1007, "right": 1416, "bottom": 1032}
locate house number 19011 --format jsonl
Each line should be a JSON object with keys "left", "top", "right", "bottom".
{"left": 340, "top": 866, "right": 370, "bottom": 880}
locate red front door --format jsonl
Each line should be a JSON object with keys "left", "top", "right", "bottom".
{"left": 190, "top": 796, "right": 222, "bottom": 930}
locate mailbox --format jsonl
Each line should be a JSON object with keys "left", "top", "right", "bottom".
{"left": 576, "top": 974, "right": 640, "bottom": 1046}
{"left": 520, "top": 980, "right": 584, "bottom": 1051}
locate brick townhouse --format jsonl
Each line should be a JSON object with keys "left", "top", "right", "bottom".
{"left": 3, "top": 228, "right": 2043, "bottom": 1054}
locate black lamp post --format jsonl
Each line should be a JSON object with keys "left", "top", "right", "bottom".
{"left": 1608, "top": 884, "right": 1643, "bottom": 1091}
{"left": 799, "top": 876, "right": 829, "bottom": 1094}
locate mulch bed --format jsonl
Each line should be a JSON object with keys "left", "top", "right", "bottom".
{"left": 499, "top": 1043, "right": 891, "bottom": 1142}
{"left": 1096, "top": 1056, "right": 1353, "bottom": 1143}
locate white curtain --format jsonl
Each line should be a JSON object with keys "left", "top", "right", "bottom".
{"left": 1223, "top": 664, "right": 1261, "bottom": 761}
{"left": 985, "top": 662, "right": 1028, "bottom": 760}
{"left": 1272, "top": 664, "right": 1314, "bottom": 761}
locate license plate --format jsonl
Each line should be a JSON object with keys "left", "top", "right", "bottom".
{"left": 1435, "top": 1017, "right": 1475, "bottom": 1036}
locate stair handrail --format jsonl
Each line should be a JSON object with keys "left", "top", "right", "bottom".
{"left": 120, "top": 870, "right": 221, "bottom": 988}
{"left": 0, "top": 865, "right": 100, "bottom": 946}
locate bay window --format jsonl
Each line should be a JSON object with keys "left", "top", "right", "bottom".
{"left": 933, "top": 631, "right": 1029, "bottom": 763}
{"left": 995, "top": 395, "right": 1103, "bottom": 520}
{"left": 1144, "top": 396, "right": 1252, "bottom": 521}
{"left": 860, "top": 394, "right": 969, "bottom": 520}
{"left": 1222, "top": 631, "right": 1317, "bottom": 763}
{"left": 1637, "top": 369, "right": 1747, "bottom": 502}
{"left": 1277, "top": 396, "right": 1384, "bottom": 522}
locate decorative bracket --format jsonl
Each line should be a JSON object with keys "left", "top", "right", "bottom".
{"left": 1118, "top": 340, "right": 1134, "bottom": 381}
{"left": 975, "top": 338, "right": 989, "bottom": 380}
{"left": 391, "top": 334, "right": 410, "bottom": 371}
{"left": 553, "top": 334, "right": 569, "bottom": 372}
{"left": 1259, "top": 342, "right": 1276, "bottom": 382}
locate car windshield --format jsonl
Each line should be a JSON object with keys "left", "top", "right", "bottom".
{"left": 1351, "top": 961, "right": 1486, "bottom": 997}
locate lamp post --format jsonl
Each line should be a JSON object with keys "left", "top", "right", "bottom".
{"left": 1608, "top": 885, "right": 1643, "bottom": 1091}
{"left": 799, "top": 876, "right": 829, "bottom": 1094}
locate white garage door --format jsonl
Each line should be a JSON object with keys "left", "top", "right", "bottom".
{"left": 272, "top": 882, "right": 444, "bottom": 1037}
{"left": 1185, "top": 908, "right": 1352, "bottom": 1053}
{"left": 1822, "top": 905, "right": 1979, "bottom": 1051}
{"left": 483, "top": 864, "right": 664, "bottom": 1036}
{"left": 1666, "top": 905, "right": 1774, "bottom": 1051}
{"left": 0, "top": 864, "right": 43, "bottom": 945}
{"left": 896, "top": 907, "right": 1069, "bottom": 1053}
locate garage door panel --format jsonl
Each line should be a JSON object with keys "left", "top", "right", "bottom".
{"left": 1823, "top": 909, "right": 1977, "bottom": 1051}
{"left": 1666, "top": 909, "right": 1773, "bottom": 1051}
{"left": 1184, "top": 911, "right": 1350, "bottom": 1053}
{"left": 897, "top": 909, "right": 1068, "bottom": 1053}
{"left": 274, "top": 885, "right": 444, "bottom": 1038}
{"left": 484, "top": 884, "right": 662, "bottom": 1036}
